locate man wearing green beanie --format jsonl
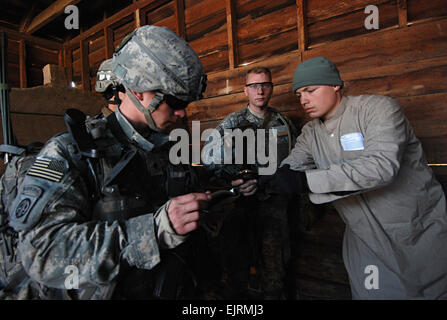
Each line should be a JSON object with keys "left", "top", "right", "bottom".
{"left": 261, "top": 56, "right": 447, "bottom": 299}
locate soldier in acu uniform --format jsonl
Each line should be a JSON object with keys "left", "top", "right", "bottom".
{"left": 95, "top": 58, "right": 126, "bottom": 116}
{"left": 203, "top": 67, "right": 299, "bottom": 299}
{"left": 3, "top": 25, "right": 218, "bottom": 300}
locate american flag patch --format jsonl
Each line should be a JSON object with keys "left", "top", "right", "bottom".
{"left": 27, "top": 158, "right": 66, "bottom": 182}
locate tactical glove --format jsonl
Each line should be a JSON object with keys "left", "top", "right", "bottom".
{"left": 259, "top": 164, "right": 308, "bottom": 195}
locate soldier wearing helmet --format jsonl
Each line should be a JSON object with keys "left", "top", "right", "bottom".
{"left": 4, "top": 25, "right": 249, "bottom": 300}
{"left": 95, "top": 58, "right": 125, "bottom": 115}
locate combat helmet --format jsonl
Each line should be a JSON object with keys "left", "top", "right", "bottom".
{"left": 111, "top": 25, "right": 207, "bottom": 132}
{"left": 95, "top": 58, "right": 124, "bottom": 105}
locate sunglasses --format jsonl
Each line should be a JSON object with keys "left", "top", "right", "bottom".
{"left": 164, "top": 94, "right": 190, "bottom": 110}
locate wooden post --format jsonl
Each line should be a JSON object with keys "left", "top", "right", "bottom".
{"left": 104, "top": 26, "right": 114, "bottom": 59}
{"left": 64, "top": 45, "right": 73, "bottom": 85}
{"left": 135, "top": 8, "right": 141, "bottom": 28}
{"left": 19, "top": 39, "right": 27, "bottom": 88}
{"left": 135, "top": 7, "right": 147, "bottom": 29}
{"left": 398, "top": 0, "right": 408, "bottom": 28}
{"left": 174, "top": 0, "right": 186, "bottom": 39}
{"left": 226, "top": 0, "right": 238, "bottom": 69}
{"left": 80, "top": 39, "right": 90, "bottom": 90}
{"left": 58, "top": 48, "right": 63, "bottom": 67}
{"left": 140, "top": 7, "right": 147, "bottom": 27}
{"left": 296, "top": 0, "right": 307, "bottom": 55}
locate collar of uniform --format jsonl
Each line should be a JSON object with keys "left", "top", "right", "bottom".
{"left": 324, "top": 95, "right": 348, "bottom": 122}
{"left": 246, "top": 104, "right": 268, "bottom": 119}
{"left": 114, "top": 107, "right": 155, "bottom": 151}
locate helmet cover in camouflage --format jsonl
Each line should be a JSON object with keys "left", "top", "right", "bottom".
{"left": 111, "top": 25, "right": 207, "bottom": 103}
{"left": 95, "top": 58, "right": 121, "bottom": 93}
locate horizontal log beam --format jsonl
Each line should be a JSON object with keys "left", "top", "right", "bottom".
{"left": 202, "top": 18, "right": 447, "bottom": 99}
{"left": 0, "top": 27, "right": 62, "bottom": 50}
{"left": 25, "top": 0, "right": 82, "bottom": 34}
{"left": 67, "top": 0, "right": 170, "bottom": 49}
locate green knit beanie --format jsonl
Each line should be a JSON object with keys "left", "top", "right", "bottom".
{"left": 292, "top": 56, "right": 343, "bottom": 93}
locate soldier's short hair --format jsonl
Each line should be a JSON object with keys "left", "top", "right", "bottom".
{"left": 246, "top": 67, "right": 272, "bottom": 82}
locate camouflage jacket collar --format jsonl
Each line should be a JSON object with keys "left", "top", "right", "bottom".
{"left": 246, "top": 104, "right": 267, "bottom": 119}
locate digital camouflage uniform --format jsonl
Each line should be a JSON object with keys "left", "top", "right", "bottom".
{"left": 1, "top": 25, "right": 207, "bottom": 300}
{"left": 5, "top": 109, "right": 197, "bottom": 299}
{"left": 204, "top": 105, "right": 299, "bottom": 299}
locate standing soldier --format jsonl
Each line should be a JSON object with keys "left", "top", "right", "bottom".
{"left": 204, "top": 67, "right": 298, "bottom": 299}
{"left": 95, "top": 58, "right": 126, "bottom": 116}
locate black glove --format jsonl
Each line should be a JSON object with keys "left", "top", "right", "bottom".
{"left": 259, "top": 164, "right": 308, "bottom": 195}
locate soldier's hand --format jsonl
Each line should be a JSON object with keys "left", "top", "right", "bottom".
{"left": 231, "top": 179, "right": 257, "bottom": 196}
{"left": 167, "top": 193, "right": 211, "bottom": 235}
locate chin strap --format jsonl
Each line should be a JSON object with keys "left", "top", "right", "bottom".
{"left": 108, "top": 88, "right": 122, "bottom": 105}
{"left": 125, "top": 86, "right": 164, "bottom": 133}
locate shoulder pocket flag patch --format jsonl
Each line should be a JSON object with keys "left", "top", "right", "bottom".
{"left": 27, "top": 157, "right": 66, "bottom": 182}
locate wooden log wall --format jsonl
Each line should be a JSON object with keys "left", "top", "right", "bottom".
{"left": 0, "top": 28, "right": 63, "bottom": 172}
{"left": 2, "top": 0, "right": 446, "bottom": 299}
{"left": 0, "top": 26, "right": 105, "bottom": 143}
{"left": 0, "top": 27, "right": 61, "bottom": 88}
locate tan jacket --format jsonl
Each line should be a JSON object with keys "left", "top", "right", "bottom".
{"left": 283, "top": 95, "right": 447, "bottom": 299}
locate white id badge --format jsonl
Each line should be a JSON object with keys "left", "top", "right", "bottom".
{"left": 340, "top": 132, "right": 364, "bottom": 151}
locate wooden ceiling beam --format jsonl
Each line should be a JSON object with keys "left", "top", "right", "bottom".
{"left": 25, "top": 0, "right": 82, "bottom": 34}
{"left": 19, "top": 2, "right": 38, "bottom": 33}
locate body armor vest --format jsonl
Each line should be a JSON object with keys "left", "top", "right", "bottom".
{"left": 76, "top": 112, "right": 194, "bottom": 223}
